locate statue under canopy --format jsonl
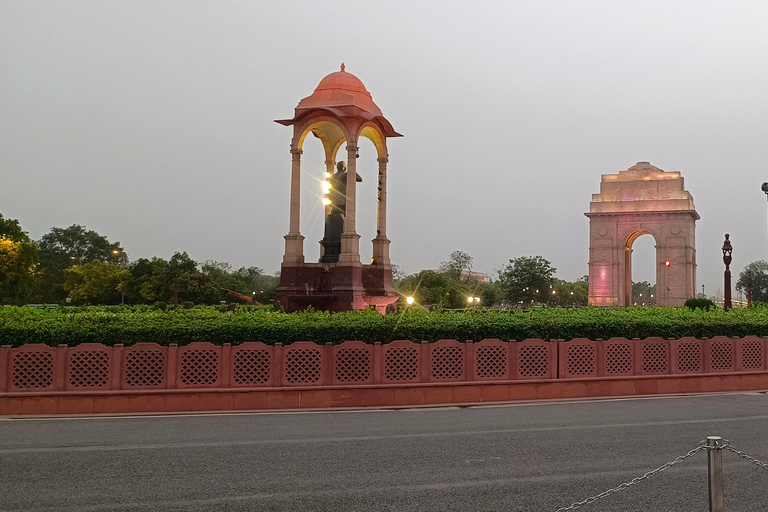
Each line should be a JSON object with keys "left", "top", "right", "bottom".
{"left": 321, "top": 161, "right": 361, "bottom": 263}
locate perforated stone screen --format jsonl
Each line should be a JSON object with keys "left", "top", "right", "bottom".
{"left": 285, "top": 348, "right": 322, "bottom": 384}
{"left": 741, "top": 339, "right": 764, "bottom": 370}
{"left": 642, "top": 343, "right": 668, "bottom": 373}
{"left": 334, "top": 348, "right": 371, "bottom": 383}
{"left": 475, "top": 345, "right": 507, "bottom": 379}
{"left": 232, "top": 349, "right": 271, "bottom": 385}
{"left": 430, "top": 345, "right": 464, "bottom": 381}
{"left": 709, "top": 341, "right": 733, "bottom": 371}
{"left": 180, "top": 349, "right": 219, "bottom": 386}
{"left": 605, "top": 343, "right": 633, "bottom": 374}
{"left": 384, "top": 347, "right": 419, "bottom": 382}
{"left": 676, "top": 342, "right": 702, "bottom": 372}
{"left": 12, "top": 351, "right": 54, "bottom": 390}
{"left": 68, "top": 350, "right": 110, "bottom": 388}
{"left": 567, "top": 344, "right": 595, "bottom": 376}
{"left": 518, "top": 344, "right": 549, "bottom": 378}
{"left": 124, "top": 350, "right": 165, "bottom": 388}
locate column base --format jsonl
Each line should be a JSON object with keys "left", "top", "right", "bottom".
{"left": 282, "top": 233, "right": 305, "bottom": 265}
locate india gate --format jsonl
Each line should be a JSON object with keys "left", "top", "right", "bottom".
{"left": 274, "top": 65, "right": 401, "bottom": 313}
{"left": 586, "top": 162, "right": 699, "bottom": 307}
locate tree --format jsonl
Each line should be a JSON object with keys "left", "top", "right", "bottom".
{"left": 37, "top": 224, "right": 127, "bottom": 302}
{"left": 498, "top": 256, "right": 556, "bottom": 305}
{"left": 398, "top": 270, "right": 471, "bottom": 309}
{"left": 439, "top": 250, "right": 473, "bottom": 281}
{"left": 171, "top": 271, "right": 221, "bottom": 305}
{"left": 737, "top": 260, "right": 768, "bottom": 303}
{"left": 122, "top": 257, "right": 169, "bottom": 303}
{"left": 0, "top": 214, "right": 40, "bottom": 305}
{"left": 121, "top": 252, "right": 226, "bottom": 304}
{"left": 549, "top": 279, "right": 589, "bottom": 307}
{"left": 63, "top": 260, "right": 130, "bottom": 304}
{"left": 0, "top": 214, "right": 31, "bottom": 242}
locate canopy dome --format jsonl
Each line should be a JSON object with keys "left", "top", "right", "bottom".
{"left": 294, "top": 63, "right": 381, "bottom": 115}
{"left": 314, "top": 64, "right": 370, "bottom": 95}
{"left": 276, "top": 64, "right": 401, "bottom": 138}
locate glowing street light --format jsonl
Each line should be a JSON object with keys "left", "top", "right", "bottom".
{"left": 405, "top": 296, "right": 414, "bottom": 305}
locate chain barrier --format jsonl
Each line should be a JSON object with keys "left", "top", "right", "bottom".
{"left": 554, "top": 438, "right": 768, "bottom": 511}
{"left": 721, "top": 439, "right": 768, "bottom": 471}
{"left": 554, "top": 441, "right": 706, "bottom": 512}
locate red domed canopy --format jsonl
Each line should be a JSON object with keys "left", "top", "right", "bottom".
{"left": 276, "top": 64, "right": 401, "bottom": 138}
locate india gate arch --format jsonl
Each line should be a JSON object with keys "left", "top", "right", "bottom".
{"left": 586, "top": 162, "right": 699, "bottom": 307}
{"left": 273, "top": 64, "right": 401, "bottom": 313}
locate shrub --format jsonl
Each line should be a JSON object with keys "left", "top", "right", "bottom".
{"left": 684, "top": 298, "right": 716, "bottom": 311}
{"left": 154, "top": 301, "right": 168, "bottom": 311}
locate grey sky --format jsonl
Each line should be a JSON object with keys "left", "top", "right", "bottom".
{"left": 1, "top": 1, "right": 767, "bottom": 295}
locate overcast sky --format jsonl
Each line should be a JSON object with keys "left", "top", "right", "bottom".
{"left": 2, "top": 1, "right": 767, "bottom": 294}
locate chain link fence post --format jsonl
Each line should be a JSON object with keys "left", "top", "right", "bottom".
{"left": 707, "top": 436, "right": 725, "bottom": 512}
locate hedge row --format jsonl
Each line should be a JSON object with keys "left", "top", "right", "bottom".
{"left": 1, "top": 305, "right": 768, "bottom": 348}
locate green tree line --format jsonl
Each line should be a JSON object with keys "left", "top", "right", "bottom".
{"left": 0, "top": 213, "right": 277, "bottom": 306}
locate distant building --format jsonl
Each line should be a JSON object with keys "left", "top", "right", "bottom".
{"left": 434, "top": 269, "right": 489, "bottom": 283}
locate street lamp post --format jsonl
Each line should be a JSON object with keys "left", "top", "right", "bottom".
{"left": 722, "top": 234, "right": 733, "bottom": 312}
{"left": 762, "top": 183, "right": 768, "bottom": 254}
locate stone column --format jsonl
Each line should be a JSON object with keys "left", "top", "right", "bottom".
{"left": 283, "top": 147, "right": 304, "bottom": 264}
{"left": 339, "top": 144, "right": 360, "bottom": 264}
{"left": 372, "top": 156, "right": 391, "bottom": 266}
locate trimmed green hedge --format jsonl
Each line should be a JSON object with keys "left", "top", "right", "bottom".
{"left": 1, "top": 305, "right": 768, "bottom": 347}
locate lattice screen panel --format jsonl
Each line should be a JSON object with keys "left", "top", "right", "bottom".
{"left": 709, "top": 341, "right": 733, "bottom": 371}
{"left": 180, "top": 349, "right": 219, "bottom": 386}
{"left": 567, "top": 344, "right": 595, "bottom": 376}
{"left": 741, "top": 339, "right": 764, "bottom": 370}
{"left": 430, "top": 346, "right": 464, "bottom": 380}
{"left": 12, "top": 351, "right": 54, "bottom": 390}
{"left": 642, "top": 343, "right": 668, "bottom": 373}
{"left": 384, "top": 347, "right": 419, "bottom": 382}
{"left": 518, "top": 345, "right": 549, "bottom": 377}
{"left": 676, "top": 342, "right": 702, "bottom": 372}
{"left": 69, "top": 351, "right": 110, "bottom": 388}
{"left": 285, "top": 349, "right": 322, "bottom": 384}
{"left": 124, "top": 350, "right": 165, "bottom": 387}
{"left": 335, "top": 348, "right": 371, "bottom": 383}
{"left": 233, "top": 349, "right": 271, "bottom": 385}
{"left": 605, "top": 344, "right": 633, "bottom": 374}
{"left": 475, "top": 345, "right": 506, "bottom": 379}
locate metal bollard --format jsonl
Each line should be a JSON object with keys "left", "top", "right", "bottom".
{"left": 708, "top": 436, "right": 724, "bottom": 512}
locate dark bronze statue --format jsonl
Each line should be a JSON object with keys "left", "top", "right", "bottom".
{"left": 321, "top": 161, "right": 361, "bottom": 263}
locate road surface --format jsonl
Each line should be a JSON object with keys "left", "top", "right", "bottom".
{"left": 1, "top": 392, "right": 767, "bottom": 511}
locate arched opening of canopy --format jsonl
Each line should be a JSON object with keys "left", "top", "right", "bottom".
{"left": 624, "top": 230, "right": 658, "bottom": 306}
{"left": 295, "top": 118, "right": 349, "bottom": 156}
{"left": 358, "top": 123, "right": 387, "bottom": 159}
{"left": 354, "top": 136, "right": 380, "bottom": 264}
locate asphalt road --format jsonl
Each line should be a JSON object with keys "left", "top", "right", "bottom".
{"left": 1, "top": 393, "right": 767, "bottom": 512}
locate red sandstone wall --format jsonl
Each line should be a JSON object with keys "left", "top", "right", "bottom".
{"left": 1, "top": 337, "right": 766, "bottom": 415}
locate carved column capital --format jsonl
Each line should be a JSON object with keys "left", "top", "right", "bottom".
{"left": 290, "top": 147, "right": 303, "bottom": 159}
{"left": 346, "top": 145, "right": 359, "bottom": 154}
{"left": 377, "top": 157, "right": 389, "bottom": 164}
